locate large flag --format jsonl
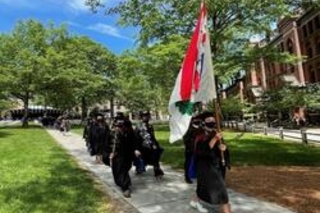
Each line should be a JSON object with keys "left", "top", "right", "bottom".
{"left": 168, "top": 1, "right": 216, "bottom": 143}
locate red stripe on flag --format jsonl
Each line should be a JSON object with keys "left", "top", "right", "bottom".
{"left": 194, "top": 71, "right": 200, "bottom": 91}
{"left": 180, "top": 3, "right": 206, "bottom": 101}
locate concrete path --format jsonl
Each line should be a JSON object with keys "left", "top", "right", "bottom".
{"left": 46, "top": 129, "right": 297, "bottom": 213}
{"left": 0, "top": 120, "right": 21, "bottom": 127}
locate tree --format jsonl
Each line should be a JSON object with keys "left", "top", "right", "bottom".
{"left": 221, "top": 96, "right": 245, "bottom": 120}
{"left": 113, "top": 35, "right": 188, "bottom": 114}
{"left": 0, "top": 20, "right": 50, "bottom": 126}
{"left": 137, "top": 35, "right": 188, "bottom": 113}
{"left": 86, "top": 0, "right": 312, "bottom": 82}
{"left": 257, "top": 83, "right": 320, "bottom": 125}
{"left": 0, "top": 20, "right": 117, "bottom": 124}
{"left": 115, "top": 51, "right": 155, "bottom": 112}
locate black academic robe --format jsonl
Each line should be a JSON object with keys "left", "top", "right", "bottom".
{"left": 107, "top": 126, "right": 135, "bottom": 192}
{"left": 89, "top": 123, "right": 109, "bottom": 156}
{"left": 134, "top": 123, "right": 164, "bottom": 175}
{"left": 195, "top": 132, "right": 229, "bottom": 205}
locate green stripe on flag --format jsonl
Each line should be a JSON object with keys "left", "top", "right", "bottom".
{"left": 175, "top": 101, "right": 194, "bottom": 115}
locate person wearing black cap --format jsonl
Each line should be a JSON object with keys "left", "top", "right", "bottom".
{"left": 183, "top": 115, "right": 202, "bottom": 184}
{"left": 189, "top": 111, "right": 231, "bottom": 213}
{"left": 106, "top": 112, "right": 135, "bottom": 198}
{"left": 134, "top": 111, "right": 164, "bottom": 179}
{"left": 90, "top": 115, "right": 109, "bottom": 164}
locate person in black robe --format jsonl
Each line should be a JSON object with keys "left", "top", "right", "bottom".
{"left": 106, "top": 113, "right": 135, "bottom": 198}
{"left": 87, "top": 117, "right": 97, "bottom": 156}
{"left": 190, "top": 112, "right": 231, "bottom": 213}
{"left": 134, "top": 111, "right": 164, "bottom": 179}
{"left": 90, "top": 116, "right": 109, "bottom": 163}
{"left": 183, "top": 115, "right": 202, "bottom": 184}
{"left": 83, "top": 117, "right": 92, "bottom": 148}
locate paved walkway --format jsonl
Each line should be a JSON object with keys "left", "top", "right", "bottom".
{"left": 46, "top": 129, "right": 297, "bottom": 213}
{"left": 0, "top": 120, "right": 21, "bottom": 127}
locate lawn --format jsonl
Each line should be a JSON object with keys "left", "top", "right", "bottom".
{"left": 71, "top": 124, "right": 84, "bottom": 136}
{"left": 153, "top": 124, "right": 320, "bottom": 168}
{"left": 73, "top": 123, "right": 320, "bottom": 168}
{"left": 0, "top": 125, "right": 113, "bottom": 213}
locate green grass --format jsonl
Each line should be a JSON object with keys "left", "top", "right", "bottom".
{"left": 154, "top": 125, "right": 320, "bottom": 168}
{"left": 71, "top": 125, "right": 84, "bottom": 136}
{"left": 71, "top": 123, "right": 320, "bottom": 168}
{"left": 0, "top": 125, "right": 112, "bottom": 213}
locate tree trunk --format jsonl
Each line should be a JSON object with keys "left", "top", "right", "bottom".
{"left": 22, "top": 92, "right": 29, "bottom": 127}
{"left": 81, "top": 96, "right": 87, "bottom": 121}
{"left": 110, "top": 97, "right": 114, "bottom": 119}
{"left": 278, "top": 111, "right": 283, "bottom": 126}
{"left": 155, "top": 110, "right": 160, "bottom": 120}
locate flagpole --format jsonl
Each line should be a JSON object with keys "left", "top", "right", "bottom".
{"left": 214, "top": 76, "right": 221, "bottom": 131}
{"left": 214, "top": 64, "right": 226, "bottom": 167}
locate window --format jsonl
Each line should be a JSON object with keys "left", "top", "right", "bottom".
{"left": 317, "top": 42, "right": 320, "bottom": 55}
{"left": 307, "top": 47, "right": 313, "bottom": 58}
{"left": 303, "top": 25, "right": 308, "bottom": 38}
{"left": 290, "top": 66, "right": 295, "bottom": 73}
{"left": 281, "top": 63, "right": 285, "bottom": 72}
{"left": 287, "top": 38, "right": 294, "bottom": 53}
{"left": 280, "top": 43, "right": 284, "bottom": 52}
{"left": 267, "top": 63, "right": 272, "bottom": 75}
{"left": 310, "top": 70, "right": 316, "bottom": 83}
{"left": 315, "top": 16, "right": 320, "bottom": 29}
{"left": 308, "top": 21, "right": 314, "bottom": 34}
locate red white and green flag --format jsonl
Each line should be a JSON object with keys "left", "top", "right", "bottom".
{"left": 168, "top": 1, "right": 216, "bottom": 143}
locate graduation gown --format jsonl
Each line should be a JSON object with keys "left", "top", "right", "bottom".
{"left": 89, "top": 123, "right": 109, "bottom": 156}
{"left": 108, "top": 126, "right": 135, "bottom": 192}
{"left": 195, "top": 132, "right": 229, "bottom": 205}
{"left": 134, "top": 123, "right": 164, "bottom": 175}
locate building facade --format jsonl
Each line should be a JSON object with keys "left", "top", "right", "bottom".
{"left": 223, "top": 8, "right": 320, "bottom": 104}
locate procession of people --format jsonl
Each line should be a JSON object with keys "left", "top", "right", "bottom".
{"left": 81, "top": 109, "right": 231, "bottom": 213}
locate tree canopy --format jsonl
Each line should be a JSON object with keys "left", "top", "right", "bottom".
{"left": 86, "top": 0, "right": 319, "bottom": 81}
{"left": 0, "top": 19, "right": 116, "bottom": 124}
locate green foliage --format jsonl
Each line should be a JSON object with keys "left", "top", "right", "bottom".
{"left": 258, "top": 84, "right": 320, "bottom": 113}
{"left": 0, "top": 20, "right": 47, "bottom": 100}
{"left": 0, "top": 19, "right": 116, "bottom": 120}
{"left": 0, "top": 126, "right": 112, "bottom": 213}
{"left": 221, "top": 96, "right": 245, "bottom": 118}
{"left": 0, "top": 20, "right": 52, "bottom": 125}
{"left": 115, "top": 35, "right": 188, "bottom": 112}
{"left": 86, "top": 0, "right": 311, "bottom": 82}
{"left": 115, "top": 51, "right": 156, "bottom": 111}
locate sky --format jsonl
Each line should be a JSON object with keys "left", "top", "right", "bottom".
{"left": 0, "top": 0, "right": 138, "bottom": 54}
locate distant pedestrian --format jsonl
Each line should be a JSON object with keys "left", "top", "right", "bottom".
{"left": 60, "top": 116, "right": 70, "bottom": 136}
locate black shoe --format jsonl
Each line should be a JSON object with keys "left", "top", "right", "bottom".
{"left": 185, "top": 178, "right": 193, "bottom": 184}
{"left": 154, "top": 167, "right": 164, "bottom": 177}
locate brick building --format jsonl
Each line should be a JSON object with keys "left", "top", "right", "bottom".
{"left": 223, "top": 8, "right": 320, "bottom": 104}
